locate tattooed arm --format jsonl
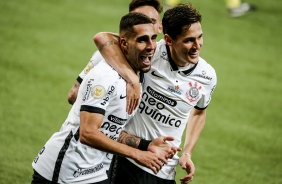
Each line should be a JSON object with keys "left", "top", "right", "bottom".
{"left": 93, "top": 32, "right": 140, "bottom": 114}
{"left": 118, "top": 131, "right": 181, "bottom": 159}
{"left": 118, "top": 131, "right": 140, "bottom": 148}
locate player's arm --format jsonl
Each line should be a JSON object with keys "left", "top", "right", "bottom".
{"left": 179, "top": 69, "right": 217, "bottom": 183}
{"left": 68, "top": 81, "right": 80, "bottom": 104}
{"left": 79, "top": 111, "right": 166, "bottom": 174}
{"left": 118, "top": 131, "right": 181, "bottom": 159}
{"left": 178, "top": 108, "right": 207, "bottom": 183}
{"left": 93, "top": 32, "right": 140, "bottom": 114}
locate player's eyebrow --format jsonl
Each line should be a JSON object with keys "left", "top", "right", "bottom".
{"left": 136, "top": 35, "right": 150, "bottom": 42}
{"left": 150, "top": 18, "right": 157, "bottom": 24}
{"left": 183, "top": 33, "right": 203, "bottom": 42}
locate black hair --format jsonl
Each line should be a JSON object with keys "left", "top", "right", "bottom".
{"left": 119, "top": 12, "right": 153, "bottom": 37}
{"left": 162, "top": 3, "right": 202, "bottom": 39}
{"left": 129, "top": 0, "right": 163, "bottom": 13}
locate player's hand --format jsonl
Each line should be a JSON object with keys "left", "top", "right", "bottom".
{"left": 148, "top": 136, "right": 181, "bottom": 160}
{"left": 126, "top": 76, "right": 140, "bottom": 114}
{"left": 178, "top": 153, "right": 195, "bottom": 183}
{"left": 135, "top": 150, "right": 167, "bottom": 174}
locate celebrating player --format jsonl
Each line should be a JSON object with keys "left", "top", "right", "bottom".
{"left": 94, "top": 3, "right": 217, "bottom": 184}
{"left": 31, "top": 12, "right": 179, "bottom": 184}
{"left": 67, "top": 0, "right": 163, "bottom": 109}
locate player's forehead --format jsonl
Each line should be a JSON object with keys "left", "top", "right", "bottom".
{"left": 128, "top": 24, "right": 156, "bottom": 41}
{"left": 181, "top": 22, "right": 202, "bottom": 38}
{"left": 131, "top": 6, "right": 160, "bottom": 21}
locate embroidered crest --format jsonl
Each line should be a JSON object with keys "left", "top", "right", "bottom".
{"left": 91, "top": 85, "right": 106, "bottom": 99}
{"left": 84, "top": 62, "right": 94, "bottom": 74}
{"left": 185, "top": 82, "right": 202, "bottom": 102}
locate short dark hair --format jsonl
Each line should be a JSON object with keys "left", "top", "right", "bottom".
{"left": 129, "top": 0, "right": 163, "bottom": 14}
{"left": 162, "top": 3, "right": 202, "bottom": 39}
{"left": 119, "top": 12, "right": 153, "bottom": 37}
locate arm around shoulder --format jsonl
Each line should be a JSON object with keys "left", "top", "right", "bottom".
{"left": 93, "top": 32, "right": 138, "bottom": 85}
{"left": 93, "top": 32, "right": 140, "bottom": 114}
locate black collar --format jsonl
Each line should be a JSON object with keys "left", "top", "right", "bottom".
{"left": 166, "top": 44, "right": 178, "bottom": 71}
{"left": 139, "top": 72, "right": 144, "bottom": 83}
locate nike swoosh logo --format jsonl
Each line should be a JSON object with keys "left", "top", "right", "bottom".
{"left": 151, "top": 71, "right": 163, "bottom": 78}
{"left": 120, "top": 94, "right": 126, "bottom": 99}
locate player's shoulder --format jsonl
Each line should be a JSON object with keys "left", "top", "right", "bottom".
{"left": 194, "top": 57, "right": 217, "bottom": 85}
{"left": 152, "top": 39, "right": 168, "bottom": 63}
{"left": 88, "top": 60, "right": 119, "bottom": 79}
{"left": 156, "top": 39, "right": 166, "bottom": 52}
{"left": 157, "top": 39, "right": 166, "bottom": 47}
{"left": 154, "top": 39, "right": 166, "bottom": 54}
{"left": 198, "top": 57, "right": 216, "bottom": 75}
{"left": 89, "top": 51, "right": 103, "bottom": 63}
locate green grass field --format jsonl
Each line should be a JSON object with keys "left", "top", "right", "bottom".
{"left": 0, "top": 0, "right": 281, "bottom": 183}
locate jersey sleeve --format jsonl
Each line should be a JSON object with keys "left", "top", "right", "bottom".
{"left": 77, "top": 51, "right": 103, "bottom": 83}
{"left": 195, "top": 67, "right": 217, "bottom": 110}
{"left": 79, "top": 66, "right": 117, "bottom": 115}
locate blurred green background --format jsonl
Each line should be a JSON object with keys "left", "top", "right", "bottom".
{"left": 0, "top": 0, "right": 281, "bottom": 183}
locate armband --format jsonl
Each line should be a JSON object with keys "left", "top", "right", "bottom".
{"left": 138, "top": 139, "right": 151, "bottom": 151}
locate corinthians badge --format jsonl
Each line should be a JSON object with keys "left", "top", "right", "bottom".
{"left": 185, "top": 82, "right": 202, "bottom": 102}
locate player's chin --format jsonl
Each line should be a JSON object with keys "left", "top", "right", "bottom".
{"left": 188, "top": 55, "right": 199, "bottom": 64}
{"left": 141, "top": 65, "right": 151, "bottom": 73}
{"left": 140, "top": 60, "right": 151, "bottom": 73}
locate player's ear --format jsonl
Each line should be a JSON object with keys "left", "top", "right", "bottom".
{"left": 120, "top": 38, "right": 127, "bottom": 50}
{"left": 158, "top": 22, "right": 163, "bottom": 34}
{"left": 164, "top": 34, "right": 172, "bottom": 46}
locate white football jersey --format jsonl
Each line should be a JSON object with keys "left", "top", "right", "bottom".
{"left": 125, "top": 39, "right": 217, "bottom": 179}
{"left": 32, "top": 60, "right": 128, "bottom": 183}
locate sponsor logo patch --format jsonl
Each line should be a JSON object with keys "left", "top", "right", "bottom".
{"left": 160, "top": 51, "right": 168, "bottom": 61}
{"left": 108, "top": 115, "right": 127, "bottom": 125}
{"left": 167, "top": 85, "right": 182, "bottom": 95}
{"left": 147, "top": 86, "right": 177, "bottom": 107}
{"left": 101, "top": 86, "right": 115, "bottom": 105}
{"left": 33, "top": 146, "right": 45, "bottom": 163}
{"left": 194, "top": 70, "right": 212, "bottom": 80}
{"left": 138, "top": 88, "right": 182, "bottom": 128}
{"left": 82, "top": 80, "right": 93, "bottom": 101}
{"left": 151, "top": 71, "right": 163, "bottom": 78}
{"left": 83, "top": 62, "right": 94, "bottom": 74}
{"left": 120, "top": 94, "right": 126, "bottom": 99}
{"left": 73, "top": 163, "right": 104, "bottom": 178}
{"left": 91, "top": 85, "right": 106, "bottom": 99}
{"left": 207, "top": 85, "right": 216, "bottom": 104}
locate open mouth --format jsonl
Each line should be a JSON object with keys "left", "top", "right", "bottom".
{"left": 141, "top": 54, "right": 153, "bottom": 66}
